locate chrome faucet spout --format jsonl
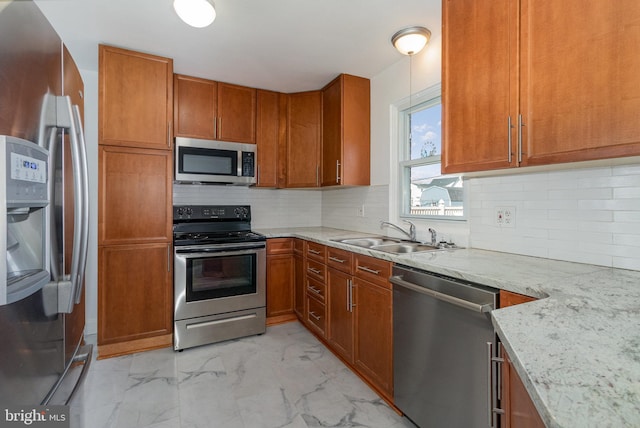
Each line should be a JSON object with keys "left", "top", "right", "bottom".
{"left": 380, "top": 220, "right": 417, "bottom": 242}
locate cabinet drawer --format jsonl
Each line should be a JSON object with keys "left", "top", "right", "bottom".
{"left": 354, "top": 254, "right": 392, "bottom": 289}
{"left": 326, "top": 247, "right": 354, "bottom": 274}
{"left": 267, "top": 238, "right": 294, "bottom": 255}
{"left": 305, "top": 241, "right": 326, "bottom": 262}
{"left": 306, "top": 277, "right": 326, "bottom": 302}
{"left": 306, "top": 295, "right": 326, "bottom": 336}
{"left": 305, "top": 259, "right": 326, "bottom": 282}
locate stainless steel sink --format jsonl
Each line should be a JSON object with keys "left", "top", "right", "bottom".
{"left": 370, "top": 243, "right": 441, "bottom": 254}
{"left": 333, "top": 236, "right": 446, "bottom": 254}
{"left": 337, "top": 237, "right": 402, "bottom": 247}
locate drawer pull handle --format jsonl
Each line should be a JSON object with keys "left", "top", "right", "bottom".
{"left": 307, "top": 268, "right": 322, "bottom": 275}
{"left": 357, "top": 266, "right": 380, "bottom": 275}
{"left": 308, "top": 249, "right": 321, "bottom": 255}
{"left": 329, "top": 256, "right": 346, "bottom": 263}
{"left": 308, "top": 286, "right": 322, "bottom": 295}
{"left": 309, "top": 311, "right": 321, "bottom": 321}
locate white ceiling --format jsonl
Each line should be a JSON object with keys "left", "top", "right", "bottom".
{"left": 36, "top": 0, "right": 441, "bottom": 93}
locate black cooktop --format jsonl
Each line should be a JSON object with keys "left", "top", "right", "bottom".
{"left": 173, "top": 205, "right": 265, "bottom": 246}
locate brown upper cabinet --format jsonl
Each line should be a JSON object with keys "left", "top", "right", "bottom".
{"left": 322, "top": 74, "right": 370, "bottom": 187}
{"left": 174, "top": 74, "right": 257, "bottom": 144}
{"left": 285, "top": 90, "right": 322, "bottom": 188}
{"left": 99, "top": 45, "right": 173, "bottom": 150}
{"left": 442, "top": 0, "right": 640, "bottom": 173}
{"left": 256, "top": 89, "right": 284, "bottom": 187}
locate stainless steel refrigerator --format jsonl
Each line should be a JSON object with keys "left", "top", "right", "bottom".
{"left": 0, "top": 0, "right": 91, "bottom": 406}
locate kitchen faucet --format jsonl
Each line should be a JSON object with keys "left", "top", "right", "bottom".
{"left": 428, "top": 228, "right": 437, "bottom": 246}
{"left": 380, "top": 220, "right": 416, "bottom": 242}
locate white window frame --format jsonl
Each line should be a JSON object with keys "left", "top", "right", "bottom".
{"left": 396, "top": 83, "right": 467, "bottom": 222}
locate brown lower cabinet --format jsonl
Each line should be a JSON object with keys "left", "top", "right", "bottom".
{"left": 292, "top": 242, "right": 393, "bottom": 401}
{"left": 266, "top": 238, "right": 296, "bottom": 324}
{"left": 293, "top": 239, "right": 305, "bottom": 318}
{"left": 352, "top": 277, "right": 393, "bottom": 397}
{"left": 499, "top": 290, "right": 545, "bottom": 427}
{"left": 500, "top": 347, "right": 545, "bottom": 428}
{"left": 98, "top": 243, "right": 173, "bottom": 352}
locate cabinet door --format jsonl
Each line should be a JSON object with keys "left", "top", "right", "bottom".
{"left": 266, "top": 253, "right": 294, "bottom": 317}
{"left": 98, "top": 243, "right": 172, "bottom": 345}
{"left": 322, "top": 74, "right": 370, "bottom": 187}
{"left": 99, "top": 146, "right": 172, "bottom": 245}
{"left": 256, "top": 89, "right": 280, "bottom": 187}
{"left": 327, "top": 268, "right": 353, "bottom": 362}
{"left": 353, "top": 278, "right": 393, "bottom": 398}
{"left": 217, "top": 82, "right": 257, "bottom": 144}
{"left": 99, "top": 45, "right": 173, "bottom": 150}
{"left": 294, "top": 252, "right": 305, "bottom": 318}
{"left": 501, "top": 346, "right": 545, "bottom": 428}
{"left": 520, "top": 1, "right": 640, "bottom": 166}
{"left": 322, "top": 76, "right": 342, "bottom": 186}
{"left": 173, "top": 74, "right": 217, "bottom": 139}
{"left": 286, "top": 91, "right": 321, "bottom": 187}
{"left": 442, "top": 0, "right": 518, "bottom": 173}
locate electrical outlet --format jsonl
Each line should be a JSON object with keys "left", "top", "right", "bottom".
{"left": 357, "top": 205, "right": 365, "bottom": 217}
{"left": 495, "top": 206, "right": 516, "bottom": 228}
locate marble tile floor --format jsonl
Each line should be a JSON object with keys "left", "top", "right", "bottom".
{"left": 70, "top": 322, "right": 416, "bottom": 428}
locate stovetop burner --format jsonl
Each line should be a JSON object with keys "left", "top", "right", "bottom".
{"left": 173, "top": 205, "right": 264, "bottom": 246}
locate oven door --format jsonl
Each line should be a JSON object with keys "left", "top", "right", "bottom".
{"left": 174, "top": 242, "right": 266, "bottom": 321}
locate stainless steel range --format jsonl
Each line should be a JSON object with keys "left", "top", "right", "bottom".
{"left": 173, "top": 205, "right": 266, "bottom": 351}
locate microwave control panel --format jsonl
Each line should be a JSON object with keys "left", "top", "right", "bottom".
{"left": 241, "top": 152, "right": 255, "bottom": 177}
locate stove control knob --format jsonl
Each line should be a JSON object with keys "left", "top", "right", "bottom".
{"left": 242, "top": 207, "right": 249, "bottom": 217}
{"left": 176, "top": 207, "right": 184, "bottom": 216}
{"left": 234, "top": 207, "right": 242, "bottom": 218}
{"left": 185, "top": 207, "right": 193, "bottom": 216}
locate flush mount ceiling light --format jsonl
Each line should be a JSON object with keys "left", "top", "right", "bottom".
{"left": 173, "top": 0, "right": 216, "bottom": 28}
{"left": 391, "top": 26, "right": 432, "bottom": 55}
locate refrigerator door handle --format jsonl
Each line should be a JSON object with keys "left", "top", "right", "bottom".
{"left": 56, "top": 96, "right": 83, "bottom": 313}
{"left": 72, "top": 104, "right": 89, "bottom": 304}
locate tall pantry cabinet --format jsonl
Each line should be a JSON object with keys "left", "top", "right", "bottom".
{"left": 98, "top": 45, "right": 174, "bottom": 357}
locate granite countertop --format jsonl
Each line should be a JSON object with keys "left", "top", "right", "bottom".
{"left": 256, "top": 226, "right": 640, "bottom": 428}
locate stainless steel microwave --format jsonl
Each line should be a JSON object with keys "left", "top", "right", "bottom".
{"left": 174, "top": 137, "right": 256, "bottom": 185}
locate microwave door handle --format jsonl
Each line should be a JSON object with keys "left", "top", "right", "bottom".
{"left": 72, "top": 104, "right": 90, "bottom": 304}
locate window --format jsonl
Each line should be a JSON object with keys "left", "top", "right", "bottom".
{"left": 399, "top": 86, "right": 464, "bottom": 219}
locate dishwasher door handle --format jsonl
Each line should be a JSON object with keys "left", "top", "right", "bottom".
{"left": 390, "top": 275, "right": 494, "bottom": 313}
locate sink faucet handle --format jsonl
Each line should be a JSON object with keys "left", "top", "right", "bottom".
{"left": 402, "top": 220, "right": 416, "bottom": 241}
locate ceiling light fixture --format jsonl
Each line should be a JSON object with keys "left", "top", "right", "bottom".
{"left": 391, "top": 26, "right": 431, "bottom": 148}
{"left": 173, "top": 0, "right": 216, "bottom": 28}
{"left": 391, "top": 26, "right": 432, "bottom": 56}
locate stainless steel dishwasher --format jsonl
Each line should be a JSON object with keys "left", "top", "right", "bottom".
{"left": 390, "top": 265, "right": 498, "bottom": 428}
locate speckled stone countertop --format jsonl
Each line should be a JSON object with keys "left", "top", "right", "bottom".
{"left": 256, "top": 227, "right": 640, "bottom": 428}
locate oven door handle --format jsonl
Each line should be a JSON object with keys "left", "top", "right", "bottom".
{"left": 175, "top": 246, "right": 265, "bottom": 258}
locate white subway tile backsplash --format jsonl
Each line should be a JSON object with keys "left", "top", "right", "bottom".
{"left": 175, "top": 160, "right": 640, "bottom": 272}
{"left": 173, "top": 184, "right": 322, "bottom": 229}
{"left": 469, "top": 163, "right": 640, "bottom": 270}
